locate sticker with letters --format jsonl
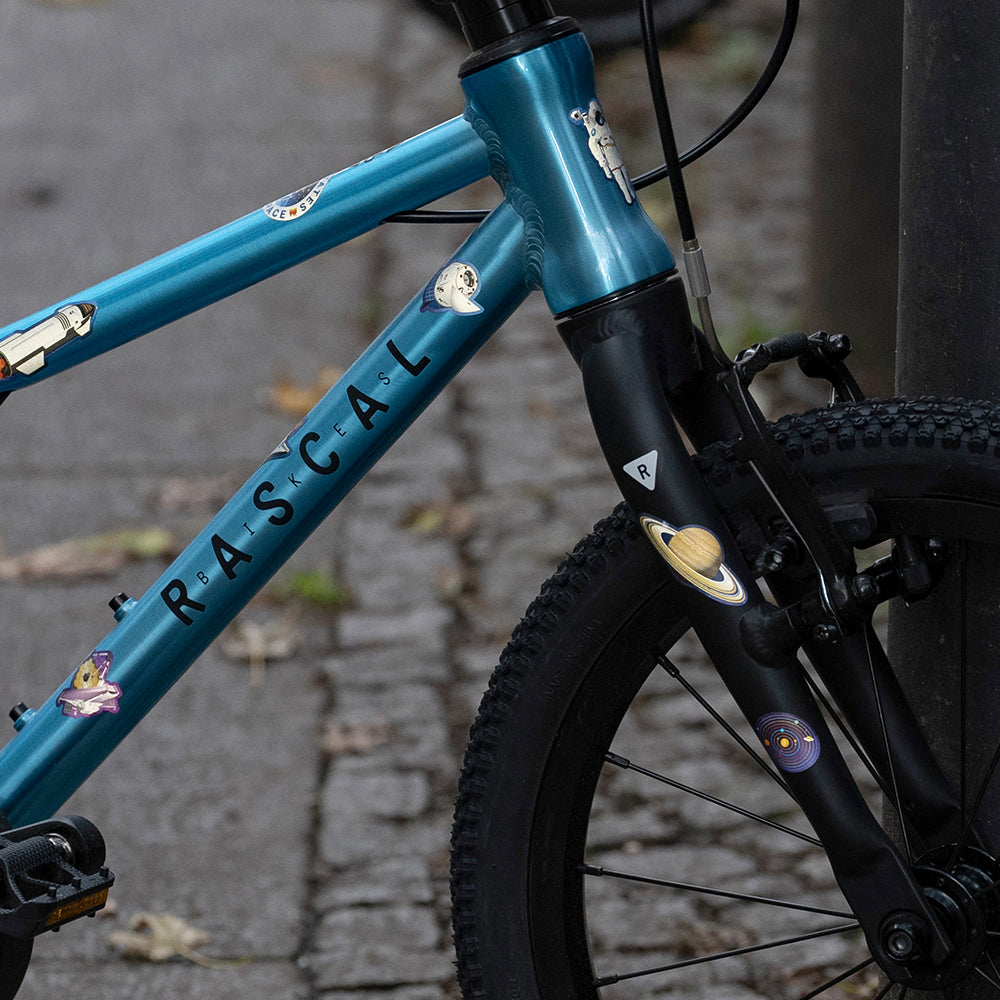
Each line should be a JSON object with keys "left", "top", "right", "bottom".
{"left": 263, "top": 176, "right": 330, "bottom": 221}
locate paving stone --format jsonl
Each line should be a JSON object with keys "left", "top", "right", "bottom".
{"left": 336, "top": 604, "right": 452, "bottom": 651}
{"left": 316, "top": 856, "right": 435, "bottom": 908}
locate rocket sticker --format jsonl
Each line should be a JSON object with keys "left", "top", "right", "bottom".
{"left": 0, "top": 303, "right": 96, "bottom": 379}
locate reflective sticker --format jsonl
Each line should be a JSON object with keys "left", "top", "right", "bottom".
{"left": 640, "top": 515, "right": 747, "bottom": 605}
{"left": 421, "top": 262, "right": 483, "bottom": 315}
{"left": 624, "top": 450, "right": 658, "bottom": 491}
{"left": 262, "top": 176, "right": 330, "bottom": 221}
{"left": 570, "top": 99, "right": 635, "bottom": 205}
{"left": 57, "top": 650, "right": 121, "bottom": 718}
{"left": 755, "top": 713, "right": 821, "bottom": 773}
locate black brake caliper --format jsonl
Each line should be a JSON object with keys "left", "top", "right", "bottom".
{"left": 0, "top": 815, "right": 114, "bottom": 1000}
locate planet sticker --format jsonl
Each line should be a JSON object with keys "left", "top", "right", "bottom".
{"left": 755, "top": 713, "right": 821, "bottom": 772}
{"left": 639, "top": 516, "right": 747, "bottom": 605}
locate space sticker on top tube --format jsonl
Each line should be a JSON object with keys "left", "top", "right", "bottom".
{"left": 56, "top": 650, "right": 121, "bottom": 719}
{"left": 0, "top": 303, "right": 96, "bottom": 380}
{"left": 262, "top": 176, "right": 331, "bottom": 221}
{"left": 639, "top": 515, "right": 747, "bottom": 606}
{"left": 569, "top": 99, "right": 635, "bottom": 205}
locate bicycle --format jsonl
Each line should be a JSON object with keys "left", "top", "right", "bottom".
{"left": 2, "top": 1, "right": 1000, "bottom": 998}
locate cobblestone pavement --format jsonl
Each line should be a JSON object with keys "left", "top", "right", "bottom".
{"left": 0, "top": 0, "right": 828, "bottom": 997}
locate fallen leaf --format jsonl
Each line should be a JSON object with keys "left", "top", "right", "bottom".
{"left": 220, "top": 609, "right": 300, "bottom": 688}
{"left": 321, "top": 717, "right": 391, "bottom": 756}
{"left": 108, "top": 912, "right": 250, "bottom": 969}
{"left": 156, "top": 474, "right": 245, "bottom": 514}
{"left": 0, "top": 527, "right": 176, "bottom": 582}
{"left": 401, "top": 500, "right": 479, "bottom": 540}
{"left": 269, "top": 366, "right": 344, "bottom": 418}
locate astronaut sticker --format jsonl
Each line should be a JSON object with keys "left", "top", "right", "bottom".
{"left": 263, "top": 176, "right": 330, "bottom": 221}
{"left": 56, "top": 650, "right": 121, "bottom": 718}
{"left": 420, "top": 262, "right": 483, "bottom": 315}
{"left": 570, "top": 99, "right": 635, "bottom": 205}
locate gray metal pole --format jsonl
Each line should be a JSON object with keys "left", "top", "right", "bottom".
{"left": 807, "top": 0, "right": 902, "bottom": 398}
{"left": 892, "top": 0, "right": 1000, "bottom": 881}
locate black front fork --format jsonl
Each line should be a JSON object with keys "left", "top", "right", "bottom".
{"left": 558, "top": 272, "right": 954, "bottom": 977}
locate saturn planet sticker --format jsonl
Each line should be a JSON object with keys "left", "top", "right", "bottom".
{"left": 640, "top": 515, "right": 747, "bottom": 605}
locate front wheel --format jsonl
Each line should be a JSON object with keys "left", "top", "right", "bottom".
{"left": 451, "top": 397, "right": 1000, "bottom": 1000}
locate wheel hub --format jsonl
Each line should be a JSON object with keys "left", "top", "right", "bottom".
{"left": 883, "top": 846, "right": 1000, "bottom": 989}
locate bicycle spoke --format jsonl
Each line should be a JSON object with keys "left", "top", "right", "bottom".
{"left": 658, "top": 655, "right": 793, "bottom": 796}
{"left": 873, "top": 980, "right": 899, "bottom": 1000}
{"left": 605, "top": 751, "right": 821, "bottom": 847}
{"left": 863, "top": 625, "right": 914, "bottom": 866}
{"left": 948, "top": 732, "right": 1000, "bottom": 871}
{"left": 975, "top": 965, "right": 1000, "bottom": 994}
{"left": 581, "top": 863, "right": 853, "bottom": 918}
{"left": 796, "top": 956, "right": 875, "bottom": 1000}
{"left": 591, "top": 922, "right": 860, "bottom": 988}
{"left": 981, "top": 949, "right": 1000, "bottom": 992}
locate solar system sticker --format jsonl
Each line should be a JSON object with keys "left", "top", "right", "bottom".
{"left": 755, "top": 713, "right": 821, "bottom": 773}
{"left": 639, "top": 516, "right": 747, "bottom": 605}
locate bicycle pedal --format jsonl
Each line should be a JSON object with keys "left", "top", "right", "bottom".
{"left": 0, "top": 815, "right": 114, "bottom": 940}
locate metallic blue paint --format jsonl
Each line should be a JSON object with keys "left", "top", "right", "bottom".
{"left": 0, "top": 203, "right": 529, "bottom": 824}
{"left": 460, "top": 32, "right": 676, "bottom": 314}
{"left": 0, "top": 29, "right": 682, "bottom": 826}
{"left": 0, "top": 116, "right": 492, "bottom": 391}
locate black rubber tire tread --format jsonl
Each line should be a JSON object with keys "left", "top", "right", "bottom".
{"left": 450, "top": 396, "right": 1000, "bottom": 1000}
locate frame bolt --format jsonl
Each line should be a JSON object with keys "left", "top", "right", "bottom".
{"left": 109, "top": 592, "right": 139, "bottom": 622}
{"left": 851, "top": 574, "right": 880, "bottom": 606}
{"left": 812, "top": 623, "right": 838, "bottom": 643}
{"left": 8, "top": 702, "right": 35, "bottom": 731}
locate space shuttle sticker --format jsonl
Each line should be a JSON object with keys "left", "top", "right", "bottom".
{"left": 0, "top": 303, "right": 96, "bottom": 379}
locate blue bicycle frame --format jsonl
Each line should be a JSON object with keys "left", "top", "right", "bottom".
{"left": 0, "top": 28, "right": 675, "bottom": 825}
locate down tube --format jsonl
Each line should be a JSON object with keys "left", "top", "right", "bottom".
{"left": 0, "top": 203, "right": 529, "bottom": 827}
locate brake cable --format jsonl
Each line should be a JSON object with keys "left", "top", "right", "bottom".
{"left": 387, "top": 0, "right": 800, "bottom": 223}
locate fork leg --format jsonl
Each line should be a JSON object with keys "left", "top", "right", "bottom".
{"left": 558, "top": 278, "right": 953, "bottom": 973}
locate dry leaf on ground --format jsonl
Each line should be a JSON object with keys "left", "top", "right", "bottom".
{"left": 0, "top": 527, "right": 176, "bottom": 582}
{"left": 321, "top": 717, "right": 391, "bottom": 756}
{"left": 108, "top": 912, "right": 251, "bottom": 969}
